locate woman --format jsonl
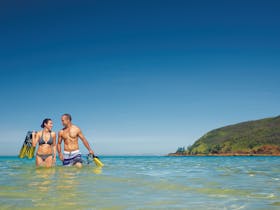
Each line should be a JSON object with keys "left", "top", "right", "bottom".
{"left": 32, "top": 118, "right": 56, "bottom": 167}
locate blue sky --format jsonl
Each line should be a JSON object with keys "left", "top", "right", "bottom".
{"left": 0, "top": 0, "right": 279, "bottom": 155}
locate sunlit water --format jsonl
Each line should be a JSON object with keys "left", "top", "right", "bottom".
{"left": 0, "top": 156, "right": 280, "bottom": 210}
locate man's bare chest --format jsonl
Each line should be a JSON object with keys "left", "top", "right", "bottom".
{"left": 62, "top": 129, "right": 78, "bottom": 140}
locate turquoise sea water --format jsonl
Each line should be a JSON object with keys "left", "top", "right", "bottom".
{"left": 0, "top": 156, "right": 280, "bottom": 210}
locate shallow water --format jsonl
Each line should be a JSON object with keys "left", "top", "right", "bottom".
{"left": 0, "top": 156, "right": 279, "bottom": 210}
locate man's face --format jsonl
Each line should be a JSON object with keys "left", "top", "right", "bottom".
{"left": 61, "top": 116, "right": 70, "bottom": 127}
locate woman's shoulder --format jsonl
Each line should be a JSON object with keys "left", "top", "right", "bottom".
{"left": 37, "top": 130, "right": 43, "bottom": 136}
{"left": 51, "top": 131, "right": 56, "bottom": 136}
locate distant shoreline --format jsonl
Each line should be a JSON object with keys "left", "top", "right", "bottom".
{"left": 1, "top": 154, "right": 280, "bottom": 158}
{"left": 167, "top": 153, "right": 280, "bottom": 157}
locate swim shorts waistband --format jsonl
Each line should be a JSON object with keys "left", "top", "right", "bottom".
{"left": 63, "top": 150, "right": 80, "bottom": 155}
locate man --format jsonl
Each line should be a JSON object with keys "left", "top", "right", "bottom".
{"left": 57, "top": 113, "right": 95, "bottom": 167}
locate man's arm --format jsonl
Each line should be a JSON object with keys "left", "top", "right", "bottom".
{"left": 78, "top": 129, "right": 94, "bottom": 155}
{"left": 57, "top": 131, "right": 64, "bottom": 161}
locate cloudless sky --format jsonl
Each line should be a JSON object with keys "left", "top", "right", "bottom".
{"left": 0, "top": 0, "right": 279, "bottom": 155}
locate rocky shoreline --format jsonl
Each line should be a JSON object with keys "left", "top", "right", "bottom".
{"left": 168, "top": 144, "right": 280, "bottom": 156}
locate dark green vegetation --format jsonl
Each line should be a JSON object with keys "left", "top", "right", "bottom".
{"left": 171, "top": 116, "right": 280, "bottom": 156}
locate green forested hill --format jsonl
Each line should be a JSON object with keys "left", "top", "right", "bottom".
{"left": 172, "top": 116, "right": 280, "bottom": 155}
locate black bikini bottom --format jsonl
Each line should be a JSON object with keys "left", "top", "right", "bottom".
{"left": 36, "top": 153, "right": 53, "bottom": 161}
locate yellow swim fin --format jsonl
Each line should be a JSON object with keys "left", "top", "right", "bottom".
{"left": 19, "top": 144, "right": 27, "bottom": 159}
{"left": 27, "top": 147, "right": 35, "bottom": 159}
{"left": 93, "top": 157, "right": 104, "bottom": 167}
{"left": 19, "top": 131, "right": 35, "bottom": 159}
{"left": 24, "top": 146, "right": 31, "bottom": 159}
{"left": 87, "top": 154, "right": 104, "bottom": 167}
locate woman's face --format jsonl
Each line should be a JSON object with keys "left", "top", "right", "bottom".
{"left": 45, "top": 120, "right": 53, "bottom": 131}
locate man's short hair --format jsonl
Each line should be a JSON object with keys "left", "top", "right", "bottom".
{"left": 63, "top": 113, "right": 72, "bottom": 121}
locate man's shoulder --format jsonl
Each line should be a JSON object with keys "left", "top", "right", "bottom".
{"left": 58, "top": 129, "right": 65, "bottom": 135}
{"left": 72, "top": 124, "right": 80, "bottom": 131}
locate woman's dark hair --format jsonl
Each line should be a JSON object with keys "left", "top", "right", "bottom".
{"left": 41, "top": 118, "right": 52, "bottom": 128}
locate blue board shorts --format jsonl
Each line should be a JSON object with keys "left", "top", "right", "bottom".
{"left": 63, "top": 150, "right": 83, "bottom": 166}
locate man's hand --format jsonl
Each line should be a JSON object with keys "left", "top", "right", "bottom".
{"left": 59, "top": 153, "right": 64, "bottom": 161}
{"left": 89, "top": 150, "right": 94, "bottom": 155}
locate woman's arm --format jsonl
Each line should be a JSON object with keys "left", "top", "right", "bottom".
{"left": 52, "top": 132, "right": 57, "bottom": 163}
{"left": 32, "top": 131, "right": 39, "bottom": 147}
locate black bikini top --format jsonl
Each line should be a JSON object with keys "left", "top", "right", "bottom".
{"left": 38, "top": 131, "right": 53, "bottom": 145}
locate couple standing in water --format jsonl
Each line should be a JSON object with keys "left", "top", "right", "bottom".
{"left": 32, "top": 113, "right": 95, "bottom": 168}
